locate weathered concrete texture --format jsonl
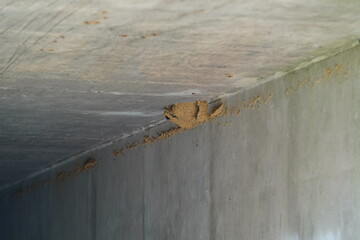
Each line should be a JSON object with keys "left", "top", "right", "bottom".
{"left": 2, "top": 0, "right": 360, "bottom": 186}
{"left": 0, "top": 42, "right": 359, "bottom": 239}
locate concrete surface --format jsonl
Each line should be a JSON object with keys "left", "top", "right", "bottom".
{"left": 1, "top": 0, "right": 360, "bottom": 239}
{"left": 0, "top": 39, "right": 359, "bottom": 239}
{"left": 2, "top": 0, "right": 360, "bottom": 186}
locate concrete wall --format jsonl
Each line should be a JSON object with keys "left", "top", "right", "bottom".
{"left": 0, "top": 44, "right": 359, "bottom": 239}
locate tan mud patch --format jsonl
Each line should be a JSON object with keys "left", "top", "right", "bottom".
{"left": 164, "top": 100, "right": 224, "bottom": 129}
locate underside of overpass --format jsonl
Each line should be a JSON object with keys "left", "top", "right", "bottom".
{"left": 1, "top": 0, "right": 360, "bottom": 239}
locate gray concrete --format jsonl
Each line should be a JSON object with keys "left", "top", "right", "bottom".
{"left": 2, "top": 0, "right": 360, "bottom": 186}
{"left": 0, "top": 41, "right": 359, "bottom": 239}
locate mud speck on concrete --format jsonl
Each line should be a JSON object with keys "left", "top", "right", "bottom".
{"left": 68, "top": 164, "right": 83, "bottom": 177}
{"left": 84, "top": 20, "right": 101, "bottom": 25}
{"left": 126, "top": 142, "right": 140, "bottom": 151}
{"left": 56, "top": 171, "right": 67, "bottom": 183}
{"left": 83, "top": 158, "right": 97, "bottom": 171}
{"left": 113, "top": 149, "right": 124, "bottom": 157}
{"left": 56, "top": 158, "right": 97, "bottom": 183}
{"left": 144, "top": 127, "right": 184, "bottom": 144}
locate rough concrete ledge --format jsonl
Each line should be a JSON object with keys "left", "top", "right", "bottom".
{"left": 1, "top": 40, "right": 360, "bottom": 239}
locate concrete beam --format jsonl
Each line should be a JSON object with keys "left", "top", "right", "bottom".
{"left": 1, "top": 41, "right": 359, "bottom": 239}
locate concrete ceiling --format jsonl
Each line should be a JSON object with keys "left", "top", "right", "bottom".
{"left": 1, "top": 0, "right": 360, "bottom": 187}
